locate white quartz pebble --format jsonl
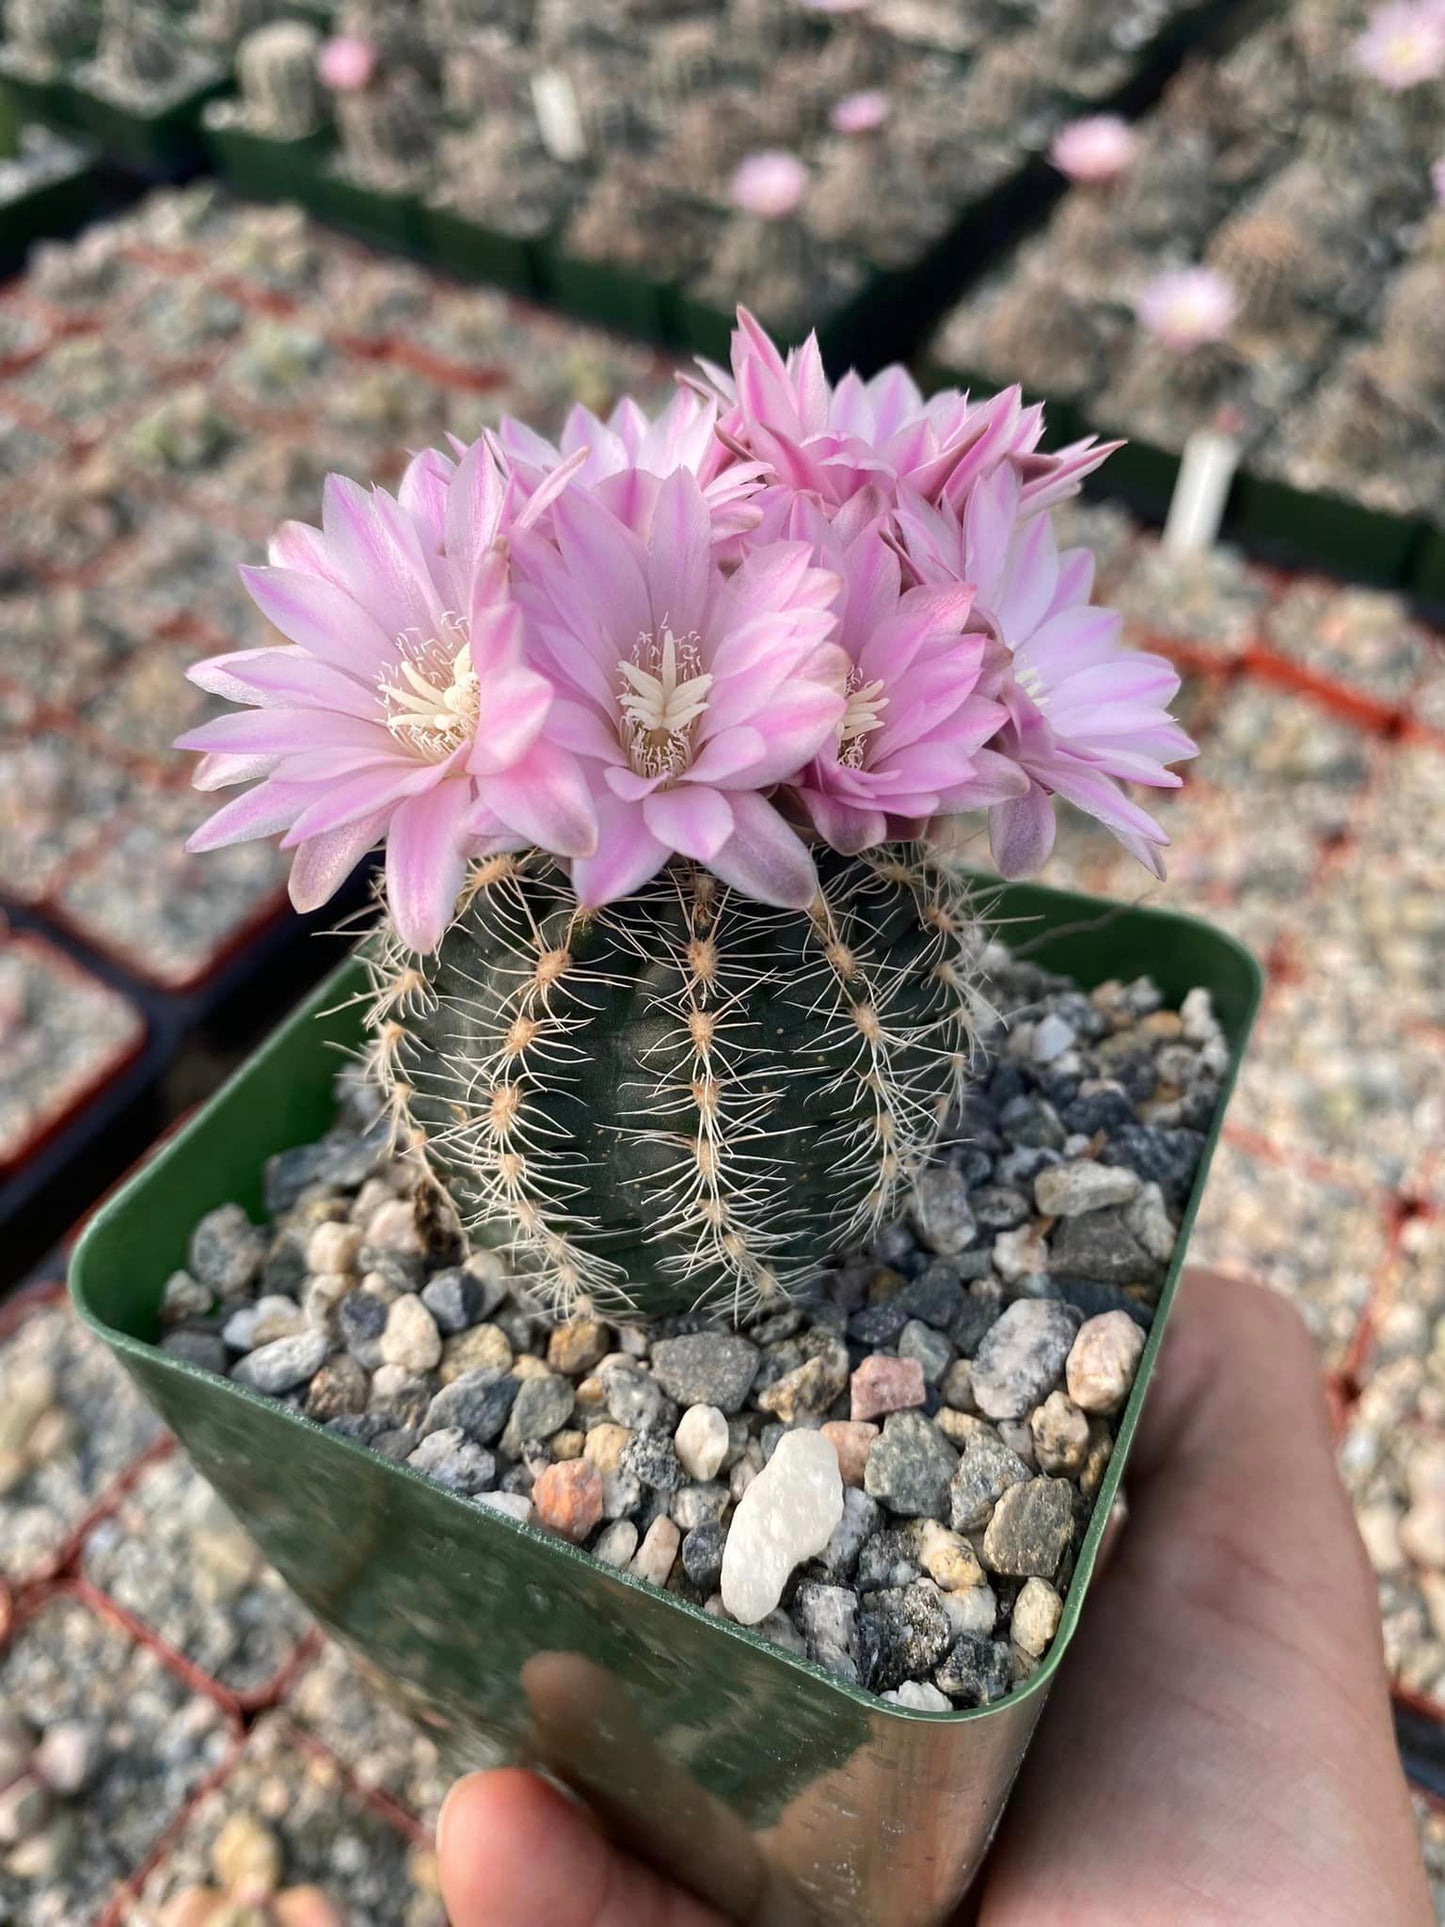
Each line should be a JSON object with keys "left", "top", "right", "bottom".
{"left": 721, "top": 1429, "right": 843, "bottom": 1626}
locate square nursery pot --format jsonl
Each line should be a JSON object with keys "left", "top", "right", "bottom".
{"left": 294, "top": 161, "right": 427, "bottom": 254}
{"left": 541, "top": 244, "right": 673, "bottom": 343}
{"left": 420, "top": 200, "right": 539, "bottom": 297}
{"left": 1225, "top": 470, "right": 1421, "bottom": 589}
{"left": 0, "top": 145, "right": 97, "bottom": 274}
{"left": 71, "top": 879, "right": 1260, "bottom": 1927}
{"left": 1406, "top": 522, "right": 1445, "bottom": 616}
{"left": 200, "top": 113, "right": 334, "bottom": 205}
{"left": 65, "top": 72, "right": 226, "bottom": 176}
{"left": 0, "top": 59, "right": 86, "bottom": 136}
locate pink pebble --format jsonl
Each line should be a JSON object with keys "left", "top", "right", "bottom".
{"left": 850, "top": 1354, "right": 926, "bottom": 1423}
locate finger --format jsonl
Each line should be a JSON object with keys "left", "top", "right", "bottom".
{"left": 437, "top": 1768, "right": 729, "bottom": 1927}
{"left": 979, "top": 1269, "right": 1431, "bottom": 1927}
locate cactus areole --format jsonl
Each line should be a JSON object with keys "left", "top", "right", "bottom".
{"left": 178, "top": 311, "right": 1197, "bottom": 1324}
{"left": 368, "top": 847, "right": 989, "bottom": 1318}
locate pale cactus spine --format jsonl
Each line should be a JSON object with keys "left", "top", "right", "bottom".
{"left": 367, "top": 846, "right": 992, "bottom": 1322}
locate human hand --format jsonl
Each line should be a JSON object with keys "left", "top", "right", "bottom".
{"left": 436, "top": 1271, "right": 1432, "bottom": 1926}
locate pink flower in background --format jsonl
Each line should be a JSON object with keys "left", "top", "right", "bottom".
{"left": 1136, "top": 267, "right": 1239, "bottom": 353}
{"left": 1353, "top": 1, "right": 1445, "bottom": 88}
{"left": 1049, "top": 115, "right": 1137, "bottom": 183}
{"left": 511, "top": 469, "right": 846, "bottom": 908}
{"left": 777, "top": 497, "right": 1020, "bottom": 853}
{"left": 831, "top": 90, "right": 890, "bottom": 135}
{"left": 730, "top": 152, "right": 810, "bottom": 220}
{"left": 899, "top": 471, "right": 1196, "bottom": 877}
{"left": 179, "top": 443, "right": 585, "bottom": 953}
{"left": 712, "top": 311, "right": 1116, "bottom": 515}
{"left": 494, "top": 386, "right": 765, "bottom": 539}
{"left": 317, "top": 35, "right": 375, "bottom": 92}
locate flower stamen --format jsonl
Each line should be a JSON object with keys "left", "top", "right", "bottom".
{"left": 617, "top": 624, "right": 712, "bottom": 781}
{"left": 839, "top": 671, "right": 888, "bottom": 769}
{"left": 378, "top": 613, "right": 480, "bottom": 762}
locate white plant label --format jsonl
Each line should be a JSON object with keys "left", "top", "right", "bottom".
{"left": 531, "top": 69, "right": 587, "bottom": 163}
{"left": 1163, "top": 428, "right": 1241, "bottom": 556}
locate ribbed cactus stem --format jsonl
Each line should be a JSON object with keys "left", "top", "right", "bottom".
{"left": 368, "top": 846, "right": 991, "bottom": 1322}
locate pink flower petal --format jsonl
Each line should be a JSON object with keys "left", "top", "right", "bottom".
{"left": 707, "top": 792, "right": 818, "bottom": 908}
{"left": 989, "top": 784, "right": 1056, "bottom": 877}
{"left": 238, "top": 565, "right": 395, "bottom": 678}
{"left": 481, "top": 738, "right": 598, "bottom": 859}
{"left": 641, "top": 785, "right": 734, "bottom": 862}
{"left": 570, "top": 788, "right": 670, "bottom": 908}
{"left": 287, "top": 810, "right": 387, "bottom": 914}
{"left": 385, "top": 780, "right": 474, "bottom": 953}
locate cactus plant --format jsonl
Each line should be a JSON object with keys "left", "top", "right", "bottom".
{"left": 234, "top": 20, "right": 323, "bottom": 140}
{"left": 179, "top": 313, "right": 1195, "bottom": 1323}
{"left": 364, "top": 845, "right": 990, "bottom": 1318}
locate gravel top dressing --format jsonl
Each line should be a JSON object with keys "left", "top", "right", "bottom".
{"left": 155, "top": 945, "right": 1226, "bottom": 1711}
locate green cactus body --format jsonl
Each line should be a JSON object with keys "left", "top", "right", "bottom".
{"left": 370, "top": 845, "right": 991, "bottom": 1322}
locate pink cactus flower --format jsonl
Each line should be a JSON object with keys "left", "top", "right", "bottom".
{"left": 831, "top": 90, "right": 890, "bottom": 135}
{"left": 178, "top": 444, "right": 587, "bottom": 953}
{"left": 899, "top": 470, "right": 1196, "bottom": 877}
{"left": 710, "top": 311, "right": 1117, "bottom": 516}
{"left": 730, "top": 151, "right": 810, "bottom": 220}
{"left": 777, "top": 496, "right": 1022, "bottom": 853}
{"left": 510, "top": 468, "right": 846, "bottom": 908}
{"left": 317, "top": 35, "right": 375, "bottom": 93}
{"left": 493, "top": 386, "right": 765, "bottom": 540}
{"left": 1353, "top": 2, "right": 1445, "bottom": 88}
{"left": 1049, "top": 115, "right": 1137, "bottom": 183}
{"left": 1135, "top": 267, "right": 1239, "bottom": 353}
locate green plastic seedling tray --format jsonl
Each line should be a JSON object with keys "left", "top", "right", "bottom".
{"left": 65, "top": 73, "right": 226, "bottom": 176}
{"left": 420, "top": 200, "right": 539, "bottom": 298}
{"left": 200, "top": 116, "right": 333, "bottom": 207}
{"left": 72, "top": 879, "right": 1260, "bottom": 1926}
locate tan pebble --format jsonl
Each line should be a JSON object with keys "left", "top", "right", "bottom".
{"left": 1139, "top": 1009, "right": 1184, "bottom": 1040}
{"left": 582, "top": 1422, "right": 632, "bottom": 1474}
{"left": 511, "top": 1355, "right": 552, "bottom": 1382}
{"left": 211, "top": 1812, "right": 282, "bottom": 1899}
{"left": 550, "top": 1428, "right": 585, "bottom": 1461}
{"left": 675, "top": 1403, "right": 730, "bottom": 1482}
{"left": 935, "top": 1407, "right": 986, "bottom": 1450}
{"left": 940, "top": 1358, "right": 975, "bottom": 1412}
{"left": 573, "top": 1373, "right": 608, "bottom": 1412}
{"left": 273, "top": 1887, "right": 346, "bottom": 1927}
{"left": 440, "top": 1324, "right": 512, "bottom": 1383}
{"left": 917, "top": 1520, "right": 985, "bottom": 1592}
{"left": 364, "top": 1197, "right": 423, "bottom": 1254}
{"left": 0, "top": 1448, "right": 30, "bottom": 1496}
{"left": 1079, "top": 1419, "right": 1113, "bottom": 1500}
{"left": 161, "top": 1889, "right": 227, "bottom": 1927}
{"left": 1065, "top": 1312, "right": 1146, "bottom": 1414}
{"left": 1011, "top": 1575, "right": 1063, "bottom": 1658}
{"left": 348, "top": 1178, "right": 393, "bottom": 1228}
{"left": 407, "top": 1843, "right": 442, "bottom": 1896}
{"left": 379, "top": 1295, "right": 441, "bottom": 1373}
{"left": 1400, "top": 1502, "right": 1445, "bottom": 1570}
{"left": 1030, "top": 1391, "right": 1089, "bottom": 1476}
{"left": 532, "top": 1459, "right": 604, "bottom": 1542}
{"left": 547, "top": 1318, "right": 611, "bottom": 1377}
{"left": 306, "top": 1221, "right": 362, "bottom": 1275}
{"left": 26, "top": 1406, "right": 73, "bottom": 1461}
{"left": 820, "top": 1420, "right": 878, "bottom": 1488}
{"left": 631, "top": 1515, "right": 681, "bottom": 1587}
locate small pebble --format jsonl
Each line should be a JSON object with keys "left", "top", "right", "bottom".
{"left": 1011, "top": 1576, "right": 1063, "bottom": 1658}
{"left": 631, "top": 1515, "right": 681, "bottom": 1587}
{"left": 593, "top": 1520, "right": 639, "bottom": 1569}
{"left": 230, "top": 1331, "right": 330, "bottom": 1396}
{"left": 379, "top": 1296, "right": 442, "bottom": 1374}
{"left": 721, "top": 1429, "right": 843, "bottom": 1625}
{"left": 971, "top": 1301, "right": 1083, "bottom": 1421}
{"left": 851, "top": 1354, "right": 926, "bottom": 1423}
{"left": 532, "top": 1459, "right": 604, "bottom": 1542}
{"left": 674, "top": 1404, "right": 730, "bottom": 1482}
{"left": 1030, "top": 1390, "right": 1090, "bottom": 1476}
{"left": 982, "top": 1477, "right": 1075, "bottom": 1577}
{"left": 1066, "top": 1311, "right": 1147, "bottom": 1414}
{"left": 820, "top": 1419, "right": 878, "bottom": 1487}
{"left": 1034, "top": 1160, "right": 1141, "bottom": 1217}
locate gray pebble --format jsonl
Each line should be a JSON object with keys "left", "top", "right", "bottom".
{"left": 794, "top": 1580, "right": 860, "bottom": 1680}
{"left": 681, "top": 1522, "right": 726, "bottom": 1592}
{"left": 864, "top": 1412, "right": 958, "bottom": 1519}
{"left": 650, "top": 1335, "right": 760, "bottom": 1414}
{"left": 621, "top": 1431, "right": 683, "bottom": 1493}
{"left": 812, "top": 1486, "right": 882, "bottom": 1584}
{"left": 601, "top": 1360, "right": 676, "bottom": 1434}
{"left": 159, "top": 1330, "right": 229, "bottom": 1374}
{"left": 982, "top": 1477, "right": 1075, "bottom": 1577}
{"left": 421, "top": 1269, "right": 486, "bottom": 1335}
{"left": 1034, "top": 1161, "right": 1141, "bottom": 1217}
{"left": 671, "top": 1481, "right": 729, "bottom": 1530}
{"left": 229, "top": 1330, "right": 330, "bottom": 1396}
{"left": 897, "top": 1320, "right": 952, "bottom": 1385}
{"left": 935, "top": 1632, "right": 1013, "bottom": 1706}
{"left": 970, "top": 1300, "right": 1083, "bottom": 1421}
{"left": 406, "top": 1427, "right": 496, "bottom": 1494}
{"left": 189, "top": 1203, "right": 267, "bottom": 1294}
{"left": 950, "top": 1432, "right": 1032, "bottom": 1532}
{"left": 1049, "top": 1208, "right": 1163, "bottom": 1287}
{"left": 423, "top": 1368, "right": 518, "bottom": 1444}
{"left": 372, "top": 1425, "right": 421, "bottom": 1462}
{"left": 910, "top": 1168, "right": 976, "bottom": 1255}
{"left": 500, "top": 1374, "right": 574, "bottom": 1455}
{"left": 860, "top": 1582, "right": 954, "bottom": 1692}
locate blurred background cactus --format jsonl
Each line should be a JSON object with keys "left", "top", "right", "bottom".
{"left": 232, "top": 19, "right": 323, "bottom": 140}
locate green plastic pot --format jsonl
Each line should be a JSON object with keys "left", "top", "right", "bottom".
{"left": 292, "top": 163, "right": 427, "bottom": 253}
{"left": 541, "top": 245, "right": 673, "bottom": 343}
{"left": 420, "top": 200, "right": 539, "bottom": 297}
{"left": 1227, "top": 470, "right": 1420, "bottom": 589}
{"left": 65, "top": 73, "right": 226, "bottom": 176}
{"left": 0, "top": 146, "right": 98, "bottom": 276}
{"left": 72, "top": 880, "right": 1259, "bottom": 1926}
{"left": 200, "top": 113, "right": 334, "bottom": 206}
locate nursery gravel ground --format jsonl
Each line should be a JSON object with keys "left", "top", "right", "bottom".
{"left": 3, "top": 196, "right": 1445, "bottom": 1912}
